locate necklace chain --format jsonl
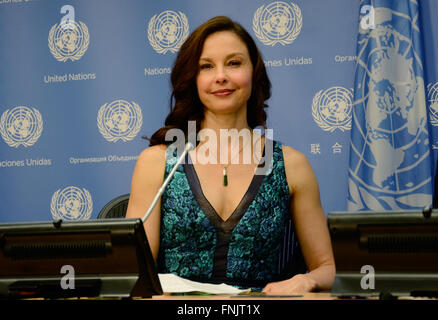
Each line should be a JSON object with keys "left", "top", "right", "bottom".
{"left": 222, "top": 135, "right": 261, "bottom": 187}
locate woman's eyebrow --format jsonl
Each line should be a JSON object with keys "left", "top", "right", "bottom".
{"left": 199, "top": 52, "right": 246, "bottom": 62}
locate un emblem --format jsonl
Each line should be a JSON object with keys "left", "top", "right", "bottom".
{"left": 51, "top": 186, "right": 93, "bottom": 221}
{"left": 348, "top": 4, "right": 431, "bottom": 211}
{"left": 0, "top": 106, "right": 43, "bottom": 147}
{"left": 97, "top": 100, "right": 143, "bottom": 142}
{"left": 253, "top": 1, "right": 302, "bottom": 46}
{"left": 48, "top": 20, "right": 90, "bottom": 62}
{"left": 312, "top": 87, "right": 353, "bottom": 132}
{"left": 427, "top": 82, "right": 438, "bottom": 126}
{"left": 147, "top": 10, "right": 189, "bottom": 54}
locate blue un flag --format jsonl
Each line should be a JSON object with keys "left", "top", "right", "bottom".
{"left": 347, "top": 0, "right": 434, "bottom": 210}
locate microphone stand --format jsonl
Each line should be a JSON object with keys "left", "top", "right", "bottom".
{"left": 141, "top": 142, "right": 194, "bottom": 223}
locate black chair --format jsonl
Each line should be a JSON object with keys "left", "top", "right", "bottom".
{"left": 97, "top": 193, "right": 130, "bottom": 219}
{"left": 97, "top": 193, "right": 307, "bottom": 276}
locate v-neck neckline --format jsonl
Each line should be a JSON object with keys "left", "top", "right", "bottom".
{"left": 183, "top": 142, "right": 270, "bottom": 233}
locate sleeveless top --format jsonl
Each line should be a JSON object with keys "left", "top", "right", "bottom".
{"left": 157, "top": 140, "right": 290, "bottom": 289}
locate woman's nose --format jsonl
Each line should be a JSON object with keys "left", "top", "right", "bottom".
{"left": 215, "top": 68, "right": 228, "bottom": 84}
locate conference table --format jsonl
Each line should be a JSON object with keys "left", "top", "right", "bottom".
{"left": 150, "top": 292, "right": 334, "bottom": 300}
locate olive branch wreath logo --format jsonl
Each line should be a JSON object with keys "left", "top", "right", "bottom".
{"left": 97, "top": 100, "right": 143, "bottom": 142}
{"left": 0, "top": 107, "right": 43, "bottom": 147}
{"left": 252, "top": 2, "right": 302, "bottom": 46}
{"left": 311, "top": 87, "right": 353, "bottom": 132}
{"left": 50, "top": 187, "right": 93, "bottom": 221}
{"left": 147, "top": 11, "right": 189, "bottom": 54}
{"left": 48, "top": 21, "right": 90, "bottom": 62}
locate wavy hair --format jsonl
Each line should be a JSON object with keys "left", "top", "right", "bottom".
{"left": 147, "top": 16, "right": 271, "bottom": 146}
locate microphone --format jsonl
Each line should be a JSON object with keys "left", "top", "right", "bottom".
{"left": 142, "top": 142, "right": 194, "bottom": 223}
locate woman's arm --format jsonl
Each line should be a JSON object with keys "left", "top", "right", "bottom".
{"left": 125, "top": 144, "right": 167, "bottom": 262}
{"left": 263, "top": 146, "right": 335, "bottom": 294}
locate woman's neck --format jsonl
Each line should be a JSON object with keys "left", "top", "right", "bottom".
{"left": 200, "top": 107, "right": 250, "bottom": 134}
{"left": 194, "top": 110, "right": 264, "bottom": 166}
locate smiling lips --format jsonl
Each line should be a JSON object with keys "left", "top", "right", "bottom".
{"left": 211, "top": 89, "right": 235, "bottom": 97}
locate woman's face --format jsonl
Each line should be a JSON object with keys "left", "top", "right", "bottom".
{"left": 196, "top": 31, "right": 253, "bottom": 115}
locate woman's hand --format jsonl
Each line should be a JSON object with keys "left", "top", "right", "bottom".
{"left": 262, "top": 274, "right": 317, "bottom": 295}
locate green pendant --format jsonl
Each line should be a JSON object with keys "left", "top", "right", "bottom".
{"left": 223, "top": 167, "right": 228, "bottom": 186}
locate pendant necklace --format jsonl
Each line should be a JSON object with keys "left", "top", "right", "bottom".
{"left": 222, "top": 166, "right": 229, "bottom": 186}
{"left": 222, "top": 135, "right": 261, "bottom": 187}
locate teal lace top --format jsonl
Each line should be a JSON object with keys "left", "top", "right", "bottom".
{"left": 158, "top": 140, "right": 290, "bottom": 289}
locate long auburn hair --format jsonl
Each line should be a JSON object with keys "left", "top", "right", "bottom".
{"left": 147, "top": 16, "right": 271, "bottom": 146}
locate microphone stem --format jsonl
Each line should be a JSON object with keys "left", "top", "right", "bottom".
{"left": 142, "top": 143, "right": 193, "bottom": 223}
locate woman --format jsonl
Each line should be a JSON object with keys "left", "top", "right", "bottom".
{"left": 126, "top": 16, "right": 335, "bottom": 294}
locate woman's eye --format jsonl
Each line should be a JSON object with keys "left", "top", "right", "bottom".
{"left": 199, "top": 63, "right": 212, "bottom": 70}
{"left": 229, "top": 60, "right": 241, "bottom": 66}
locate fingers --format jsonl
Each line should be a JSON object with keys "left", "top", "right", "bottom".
{"left": 262, "top": 275, "right": 316, "bottom": 295}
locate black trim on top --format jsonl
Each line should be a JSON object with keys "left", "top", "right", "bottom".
{"left": 183, "top": 142, "right": 271, "bottom": 280}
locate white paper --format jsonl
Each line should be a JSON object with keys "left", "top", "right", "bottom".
{"left": 158, "top": 273, "right": 250, "bottom": 295}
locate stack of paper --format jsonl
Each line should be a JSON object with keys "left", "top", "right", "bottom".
{"left": 158, "top": 273, "right": 250, "bottom": 295}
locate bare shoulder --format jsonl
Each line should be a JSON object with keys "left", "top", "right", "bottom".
{"left": 127, "top": 144, "right": 167, "bottom": 221}
{"left": 137, "top": 144, "right": 167, "bottom": 165}
{"left": 281, "top": 144, "right": 317, "bottom": 193}
{"left": 281, "top": 145, "right": 311, "bottom": 170}
{"left": 133, "top": 144, "right": 167, "bottom": 183}
{"left": 138, "top": 144, "right": 167, "bottom": 160}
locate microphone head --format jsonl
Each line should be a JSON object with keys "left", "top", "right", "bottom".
{"left": 186, "top": 142, "right": 195, "bottom": 151}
